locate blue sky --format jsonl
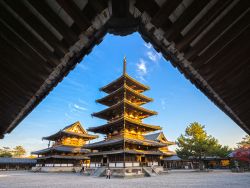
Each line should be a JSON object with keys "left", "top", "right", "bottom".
{"left": 0, "top": 33, "right": 246, "bottom": 155}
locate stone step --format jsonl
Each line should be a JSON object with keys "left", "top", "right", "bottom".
{"left": 93, "top": 167, "right": 106, "bottom": 177}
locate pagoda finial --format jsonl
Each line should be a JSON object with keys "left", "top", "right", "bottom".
{"left": 123, "top": 56, "right": 126, "bottom": 75}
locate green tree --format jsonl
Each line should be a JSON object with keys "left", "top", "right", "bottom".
{"left": 176, "top": 122, "right": 231, "bottom": 169}
{"left": 237, "top": 135, "right": 250, "bottom": 148}
{"left": 0, "top": 147, "right": 13, "bottom": 157}
{"left": 12, "top": 146, "right": 26, "bottom": 157}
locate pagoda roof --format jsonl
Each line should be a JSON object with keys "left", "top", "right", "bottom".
{"left": 87, "top": 149, "right": 163, "bottom": 156}
{"left": 31, "top": 145, "right": 90, "bottom": 155}
{"left": 96, "top": 84, "right": 153, "bottom": 106}
{"left": 100, "top": 74, "right": 150, "bottom": 94}
{"left": 36, "top": 155, "right": 89, "bottom": 160}
{"left": 145, "top": 132, "right": 175, "bottom": 145}
{"left": 43, "top": 121, "right": 98, "bottom": 141}
{"left": 85, "top": 137, "right": 167, "bottom": 149}
{"left": 92, "top": 99, "right": 157, "bottom": 120}
{"left": 88, "top": 116, "right": 162, "bottom": 134}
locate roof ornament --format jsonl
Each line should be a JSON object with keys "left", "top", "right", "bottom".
{"left": 123, "top": 56, "right": 126, "bottom": 75}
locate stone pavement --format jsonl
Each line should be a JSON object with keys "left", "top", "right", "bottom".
{"left": 0, "top": 170, "right": 249, "bottom": 188}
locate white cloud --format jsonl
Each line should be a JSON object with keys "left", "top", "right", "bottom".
{"left": 137, "top": 59, "right": 147, "bottom": 74}
{"left": 146, "top": 51, "right": 161, "bottom": 62}
{"left": 68, "top": 103, "right": 87, "bottom": 113}
{"left": 73, "top": 104, "right": 87, "bottom": 111}
{"left": 136, "top": 59, "right": 148, "bottom": 81}
{"left": 144, "top": 43, "right": 152, "bottom": 49}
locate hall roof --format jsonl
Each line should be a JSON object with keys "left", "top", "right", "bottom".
{"left": 31, "top": 145, "right": 90, "bottom": 155}
{"left": 42, "top": 121, "right": 98, "bottom": 141}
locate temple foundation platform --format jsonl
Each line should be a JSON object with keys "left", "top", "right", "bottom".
{"left": 31, "top": 166, "right": 82, "bottom": 173}
{"left": 87, "top": 165, "right": 166, "bottom": 178}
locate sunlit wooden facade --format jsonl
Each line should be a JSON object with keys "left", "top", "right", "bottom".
{"left": 86, "top": 58, "right": 174, "bottom": 168}
{"left": 31, "top": 121, "right": 98, "bottom": 170}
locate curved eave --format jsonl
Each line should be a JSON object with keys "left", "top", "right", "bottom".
{"left": 126, "top": 100, "right": 157, "bottom": 115}
{"left": 124, "top": 73, "right": 150, "bottom": 91}
{"left": 87, "top": 149, "right": 163, "bottom": 156}
{"left": 88, "top": 116, "right": 162, "bottom": 134}
{"left": 163, "top": 141, "right": 176, "bottom": 146}
{"left": 36, "top": 155, "right": 89, "bottom": 160}
{"left": 85, "top": 137, "right": 165, "bottom": 149}
{"left": 100, "top": 74, "right": 150, "bottom": 94}
{"left": 42, "top": 131, "right": 98, "bottom": 141}
{"left": 92, "top": 99, "right": 157, "bottom": 120}
{"left": 31, "top": 146, "right": 90, "bottom": 155}
{"left": 96, "top": 84, "right": 153, "bottom": 106}
{"left": 161, "top": 151, "right": 176, "bottom": 156}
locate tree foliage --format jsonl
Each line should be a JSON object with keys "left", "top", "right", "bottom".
{"left": 0, "top": 146, "right": 26, "bottom": 158}
{"left": 176, "top": 122, "right": 232, "bottom": 161}
{"left": 237, "top": 135, "right": 250, "bottom": 148}
{"left": 12, "top": 146, "right": 26, "bottom": 157}
{"left": 0, "top": 147, "right": 13, "bottom": 157}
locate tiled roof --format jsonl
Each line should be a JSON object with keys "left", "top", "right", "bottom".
{"left": 88, "top": 116, "right": 161, "bottom": 133}
{"left": 85, "top": 137, "right": 166, "bottom": 149}
{"left": 31, "top": 145, "right": 90, "bottom": 155}
{"left": 0, "top": 158, "right": 36, "bottom": 164}
{"left": 36, "top": 155, "right": 89, "bottom": 160}
{"left": 87, "top": 149, "right": 163, "bottom": 156}
{"left": 145, "top": 132, "right": 161, "bottom": 141}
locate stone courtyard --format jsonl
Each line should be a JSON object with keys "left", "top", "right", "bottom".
{"left": 0, "top": 170, "right": 249, "bottom": 188}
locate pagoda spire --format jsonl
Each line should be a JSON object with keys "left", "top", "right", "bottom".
{"left": 123, "top": 56, "right": 126, "bottom": 75}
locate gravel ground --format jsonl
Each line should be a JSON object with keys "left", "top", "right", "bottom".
{"left": 0, "top": 170, "right": 249, "bottom": 188}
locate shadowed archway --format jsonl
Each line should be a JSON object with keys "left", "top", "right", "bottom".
{"left": 0, "top": 0, "right": 249, "bottom": 138}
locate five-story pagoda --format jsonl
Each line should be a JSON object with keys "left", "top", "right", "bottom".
{"left": 86, "top": 58, "right": 173, "bottom": 171}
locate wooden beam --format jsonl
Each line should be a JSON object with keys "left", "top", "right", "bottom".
{"left": 112, "top": 0, "right": 129, "bottom": 17}
{"left": 230, "top": 88, "right": 250, "bottom": 111}
{"left": 27, "top": 0, "right": 79, "bottom": 46}
{"left": 56, "top": 0, "right": 91, "bottom": 31}
{"left": 135, "top": 0, "right": 159, "bottom": 17}
{"left": 0, "top": 4, "right": 60, "bottom": 67}
{"left": 151, "top": 0, "right": 182, "bottom": 28}
{"left": 164, "top": 0, "right": 210, "bottom": 42}
{"left": 198, "top": 25, "right": 250, "bottom": 79}
{"left": 193, "top": 11, "right": 250, "bottom": 69}
{"left": 4, "top": 0, "right": 68, "bottom": 59}
{"left": 0, "top": 36, "right": 47, "bottom": 82}
{"left": 209, "top": 53, "right": 250, "bottom": 91}
{"left": 88, "top": 0, "right": 108, "bottom": 14}
{"left": 184, "top": 1, "right": 250, "bottom": 60}
{"left": 175, "top": 0, "right": 233, "bottom": 52}
{"left": 0, "top": 21, "right": 51, "bottom": 74}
